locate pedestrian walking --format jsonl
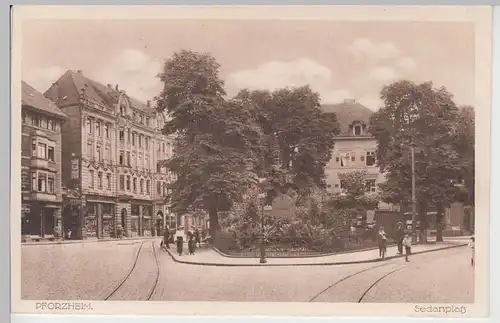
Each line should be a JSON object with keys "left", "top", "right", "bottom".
{"left": 195, "top": 227, "right": 201, "bottom": 248}
{"left": 377, "top": 227, "right": 388, "bottom": 259}
{"left": 174, "top": 226, "right": 185, "bottom": 256}
{"left": 161, "top": 225, "right": 170, "bottom": 250}
{"left": 468, "top": 237, "right": 475, "bottom": 266}
{"left": 403, "top": 233, "right": 412, "bottom": 262}
{"left": 395, "top": 222, "right": 405, "bottom": 255}
{"left": 188, "top": 227, "right": 196, "bottom": 255}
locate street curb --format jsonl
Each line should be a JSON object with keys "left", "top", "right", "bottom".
{"left": 163, "top": 242, "right": 467, "bottom": 267}
{"left": 211, "top": 243, "right": 397, "bottom": 259}
{"left": 21, "top": 237, "right": 158, "bottom": 246}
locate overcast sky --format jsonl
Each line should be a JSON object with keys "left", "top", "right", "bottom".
{"left": 22, "top": 19, "right": 475, "bottom": 111}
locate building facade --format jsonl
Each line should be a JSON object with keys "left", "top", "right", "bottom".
{"left": 21, "top": 81, "right": 67, "bottom": 238}
{"left": 323, "top": 99, "right": 469, "bottom": 232}
{"left": 44, "top": 70, "right": 175, "bottom": 239}
{"left": 323, "top": 99, "right": 392, "bottom": 219}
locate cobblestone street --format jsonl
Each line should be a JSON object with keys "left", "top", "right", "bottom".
{"left": 21, "top": 239, "right": 474, "bottom": 303}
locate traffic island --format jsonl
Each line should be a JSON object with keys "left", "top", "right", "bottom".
{"left": 162, "top": 240, "right": 467, "bottom": 267}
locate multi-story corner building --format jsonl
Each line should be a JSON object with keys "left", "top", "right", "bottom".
{"left": 44, "top": 70, "right": 175, "bottom": 239}
{"left": 323, "top": 100, "right": 387, "bottom": 197}
{"left": 323, "top": 99, "right": 469, "bottom": 232}
{"left": 21, "top": 81, "right": 67, "bottom": 238}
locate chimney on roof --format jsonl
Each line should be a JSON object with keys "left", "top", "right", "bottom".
{"left": 77, "top": 69, "right": 83, "bottom": 74}
{"left": 107, "top": 84, "right": 112, "bottom": 89}
{"left": 344, "top": 99, "right": 356, "bottom": 104}
{"left": 115, "top": 84, "right": 119, "bottom": 91}
{"left": 147, "top": 100, "right": 151, "bottom": 107}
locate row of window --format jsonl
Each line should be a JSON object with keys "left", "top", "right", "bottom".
{"left": 32, "top": 139, "right": 55, "bottom": 161}
{"left": 118, "top": 150, "right": 152, "bottom": 170}
{"left": 119, "top": 106, "right": 153, "bottom": 129}
{"left": 117, "top": 174, "right": 153, "bottom": 195}
{"left": 86, "top": 118, "right": 111, "bottom": 139}
{"left": 335, "top": 151, "right": 376, "bottom": 167}
{"left": 87, "top": 142, "right": 111, "bottom": 162}
{"left": 86, "top": 170, "right": 170, "bottom": 197}
{"left": 31, "top": 171, "right": 55, "bottom": 194}
{"left": 118, "top": 128, "right": 153, "bottom": 150}
{"left": 89, "top": 170, "right": 112, "bottom": 190}
{"left": 23, "top": 111, "right": 62, "bottom": 132}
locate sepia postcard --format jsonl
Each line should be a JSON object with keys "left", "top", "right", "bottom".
{"left": 11, "top": 5, "right": 492, "bottom": 318}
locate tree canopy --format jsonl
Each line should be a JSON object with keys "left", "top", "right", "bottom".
{"left": 369, "top": 80, "right": 466, "bottom": 240}
{"left": 156, "top": 50, "right": 263, "bottom": 237}
{"left": 233, "top": 87, "right": 341, "bottom": 197}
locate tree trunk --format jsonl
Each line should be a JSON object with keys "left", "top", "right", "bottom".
{"left": 418, "top": 201, "right": 428, "bottom": 244}
{"left": 208, "top": 206, "right": 220, "bottom": 242}
{"left": 436, "top": 204, "right": 445, "bottom": 242}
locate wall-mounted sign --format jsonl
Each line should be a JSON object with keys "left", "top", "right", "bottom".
{"left": 71, "top": 158, "right": 80, "bottom": 179}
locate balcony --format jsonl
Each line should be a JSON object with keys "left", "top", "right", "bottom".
{"left": 30, "top": 158, "right": 57, "bottom": 171}
{"left": 30, "top": 192, "right": 57, "bottom": 202}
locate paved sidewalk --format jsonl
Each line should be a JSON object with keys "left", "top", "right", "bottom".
{"left": 162, "top": 239, "right": 468, "bottom": 267}
{"left": 22, "top": 236, "right": 158, "bottom": 246}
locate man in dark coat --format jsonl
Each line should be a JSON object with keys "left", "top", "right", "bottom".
{"left": 161, "top": 225, "right": 170, "bottom": 250}
{"left": 395, "top": 222, "right": 405, "bottom": 255}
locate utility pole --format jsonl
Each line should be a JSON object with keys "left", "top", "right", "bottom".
{"left": 411, "top": 141, "right": 417, "bottom": 244}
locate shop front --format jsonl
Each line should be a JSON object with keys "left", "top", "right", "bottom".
{"left": 21, "top": 201, "right": 61, "bottom": 238}
{"left": 85, "top": 198, "right": 116, "bottom": 238}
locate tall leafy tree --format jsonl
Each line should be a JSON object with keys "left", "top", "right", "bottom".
{"left": 453, "top": 106, "right": 475, "bottom": 207}
{"left": 233, "top": 87, "right": 341, "bottom": 199}
{"left": 370, "top": 81, "right": 461, "bottom": 243}
{"left": 156, "top": 50, "right": 263, "bottom": 239}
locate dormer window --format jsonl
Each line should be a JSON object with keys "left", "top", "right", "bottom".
{"left": 354, "top": 125, "right": 362, "bottom": 136}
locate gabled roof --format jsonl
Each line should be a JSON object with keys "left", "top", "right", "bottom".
{"left": 22, "top": 81, "right": 67, "bottom": 119}
{"left": 322, "top": 99, "right": 374, "bottom": 136}
{"left": 44, "top": 70, "right": 153, "bottom": 114}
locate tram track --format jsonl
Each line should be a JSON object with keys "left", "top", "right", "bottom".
{"left": 309, "top": 248, "right": 466, "bottom": 303}
{"left": 104, "top": 240, "right": 160, "bottom": 301}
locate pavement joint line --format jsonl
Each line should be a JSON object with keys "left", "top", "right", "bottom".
{"left": 163, "top": 242, "right": 467, "bottom": 267}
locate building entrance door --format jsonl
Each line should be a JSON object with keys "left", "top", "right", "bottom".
{"left": 42, "top": 208, "right": 55, "bottom": 236}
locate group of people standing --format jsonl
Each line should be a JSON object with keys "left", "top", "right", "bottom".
{"left": 160, "top": 225, "right": 202, "bottom": 256}
{"left": 377, "top": 222, "right": 412, "bottom": 262}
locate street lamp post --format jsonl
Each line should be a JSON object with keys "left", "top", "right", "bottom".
{"left": 410, "top": 141, "right": 418, "bottom": 245}
{"left": 258, "top": 192, "right": 267, "bottom": 264}
{"left": 260, "top": 203, "right": 267, "bottom": 264}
